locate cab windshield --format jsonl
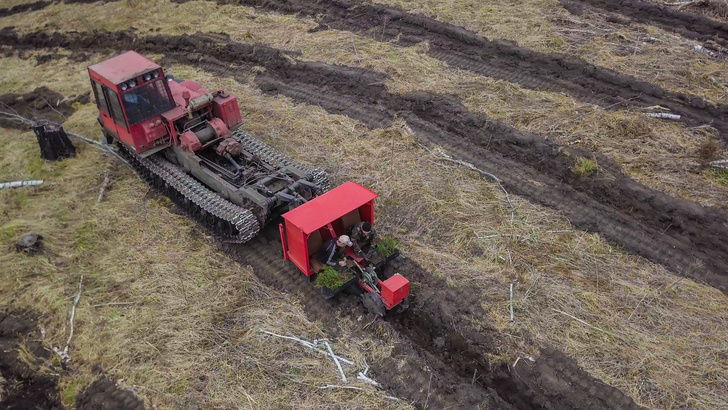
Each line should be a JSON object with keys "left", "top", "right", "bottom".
{"left": 121, "top": 79, "right": 173, "bottom": 125}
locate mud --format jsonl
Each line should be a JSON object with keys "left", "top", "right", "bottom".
{"left": 0, "top": 310, "right": 62, "bottom": 409}
{"left": 222, "top": 224, "right": 641, "bottom": 409}
{"left": 76, "top": 374, "right": 145, "bottom": 410}
{"left": 213, "top": 0, "right": 728, "bottom": 141}
{"left": 0, "top": 1, "right": 51, "bottom": 18}
{"left": 559, "top": 0, "right": 728, "bottom": 47}
{"left": 0, "top": 85, "right": 89, "bottom": 129}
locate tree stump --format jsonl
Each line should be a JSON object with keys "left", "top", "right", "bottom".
{"left": 33, "top": 123, "right": 75, "bottom": 161}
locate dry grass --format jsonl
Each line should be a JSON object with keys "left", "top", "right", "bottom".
{"left": 1, "top": 1, "right": 728, "bottom": 408}
{"left": 554, "top": 8, "right": 728, "bottom": 105}
{"left": 644, "top": 0, "right": 728, "bottom": 22}
{"left": 372, "top": 0, "right": 728, "bottom": 105}
{"left": 2, "top": 0, "right": 727, "bottom": 208}
{"left": 0, "top": 54, "right": 406, "bottom": 409}
{"left": 372, "top": 0, "right": 567, "bottom": 52}
{"left": 167, "top": 63, "right": 728, "bottom": 409}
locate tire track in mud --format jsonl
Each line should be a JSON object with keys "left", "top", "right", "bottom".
{"left": 212, "top": 0, "right": 728, "bottom": 140}
{"left": 222, "top": 229, "right": 511, "bottom": 409}
{"left": 558, "top": 0, "right": 728, "bottom": 48}
{"left": 0, "top": 1, "right": 50, "bottom": 18}
{"left": 222, "top": 224, "right": 640, "bottom": 409}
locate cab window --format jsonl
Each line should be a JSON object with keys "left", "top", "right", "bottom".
{"left": 92, "top": 81, "right": 108, "bottom": 113}
{"left": 105, "top": 87, "right": 128, "bottom": 130}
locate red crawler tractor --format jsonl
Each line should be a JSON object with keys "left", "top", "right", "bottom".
{"left": 88, "top": 51, "right": 328, "bottom": 242}
{"left": 88, "top": 52, "right": 408, "bottom": 316}
{"left": 280, "top": 182, "right": 410, "bottom": 316}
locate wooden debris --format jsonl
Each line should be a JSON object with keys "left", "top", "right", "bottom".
{"left": 33, "top": 123, "right": 75, "bottom": 161}
{"left": 97, "top": 170, "right": 111, "bottom": 203}
{"left": 0, "top": 180, "right": 43, "bottom": 189}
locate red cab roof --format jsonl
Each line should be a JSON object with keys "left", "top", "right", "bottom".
{"left": 88, "top": 51, "right": 160, "bottom": 85}
{"left": 283, "top": 182, "right": 378, "bottom": 235}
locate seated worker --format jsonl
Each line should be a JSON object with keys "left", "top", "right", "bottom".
{"left": 348, "top": 221, "right": 377, "bottom": 258}
{"left": 319, "top": 235, "right": 353, "bottom": 267}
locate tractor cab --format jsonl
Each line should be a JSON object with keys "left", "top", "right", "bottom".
{"left": 88, "top": 51, "right": 242, "bottom": 156}
{"left": 280, "top": 182, "right": 409, "bottom": 315}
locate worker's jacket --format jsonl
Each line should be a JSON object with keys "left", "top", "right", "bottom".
{"left": 319, "top": 238, "right": 346, "bottom": 266}
{"left": 348, "top": 222, "right": 377, "bottom": 257}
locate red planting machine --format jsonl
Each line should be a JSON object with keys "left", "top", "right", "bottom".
{"left": 280, "top": 182, "right": 410, "bottom": 316}
{"left": 88, "top": 52, "right": 409, "bottom": 316}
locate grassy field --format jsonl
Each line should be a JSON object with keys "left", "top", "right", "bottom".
{"left": 1, "top": 0, "right": 727, "bottom": 408}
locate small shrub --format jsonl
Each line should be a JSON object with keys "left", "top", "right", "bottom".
{"left": 315, "top": 266, "right": 352, "bottom": 289}
{"left": 710, "top": 168, "right": 728, "bottom": 185}
{"left": 571, "top": 157, "right": 599, "bottom": 176}
{"left": 697, "top": 138, "right": 724, "bottom": 167}
{"left": 375, "top": 237, "right": 400, "bottom": 257}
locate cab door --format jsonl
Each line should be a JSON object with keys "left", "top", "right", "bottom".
{"left": 92, "top": 81, "right": 116, "bottom": 135}
{"left": 92, "top": 81, "right": 130, "bottom": 144}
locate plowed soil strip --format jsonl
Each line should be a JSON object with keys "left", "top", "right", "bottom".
{"left": 558, "top": 0, "right": 728, "bottom": 47}
{"left": 3, "top": 28, "right": 727, "bottom": 289}
{"left": 211, "top": 0, "right": 728, "bottom": 140}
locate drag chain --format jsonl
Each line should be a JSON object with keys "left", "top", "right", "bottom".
{"left": 232, "top": 129, "right": 330, "bottom": 191}
{"left": 120, "top": 144, "right": 261, "bottom": 243}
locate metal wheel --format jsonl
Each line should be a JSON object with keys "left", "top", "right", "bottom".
{"left": 391, "top": 296, "right": 410, "bottom": 315}
{"left": 362, "top": 292, "right": 386, "bottom": 317}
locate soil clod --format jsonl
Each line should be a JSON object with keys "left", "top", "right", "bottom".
{"left": 15, "top": 233, "right": 44, "bottom": 254}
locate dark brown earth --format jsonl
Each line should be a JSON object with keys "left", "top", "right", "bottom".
{"left": 210, "top": 0, "right": 728, "bottom": 141}
{"left": 559, "top": 0, "right": 728, "bottom": 47}
{"left": 0, "top": 86, "right": 89, "bottom": 129}
{"left": 4, "top": 29, "right": 726, "bottom": 295}
{"left": 0, "top": 1, "right": 50, "bottom": 18}
{"left": 76, "top": 374, "right": 145, "bottom": 410}
{"left": 0, "top": 310, "right": 62, "bottom": 409}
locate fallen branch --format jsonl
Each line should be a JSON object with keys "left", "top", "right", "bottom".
{"left": 709, "top": 159, "right": 728, "bottom": 170}
{"left": 91, "top": 301, "right": 136, "bottom": 308}
{"left": 97, "top": 170, "right": 110, "bottom": 203}
{"left": 53, "top": 275, "right": 83, "bottom": 364}
{"left": 318, "top": 385, "right": 366, "bottom": 391}
{"left": 648, "top": 113, "right": 681, "bottom": 120}
{"left": 0, "top": 180, "right": 43, "bottom": 189}
{"left": 510, "top": 283, "right": 515, "bottom": 322}
{"left": 551, "top": 308, "right": 618, "bottom": 338}
{"left": 258, "top": 330, "right": 354, "bottom": 365}
{"left": 418, "top": 143, "right": 516, "bottom": 221}
{"left": 325, "top": 340, "right": 347, "bottom": 382}
{"left": 357, "top": 363, "right": 379, "bottom": 386}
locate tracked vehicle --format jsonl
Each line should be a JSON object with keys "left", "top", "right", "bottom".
{"left": 88, "top": 51, "right": 328, "bottom": 242}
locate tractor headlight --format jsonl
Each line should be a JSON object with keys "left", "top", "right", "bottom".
{"left": 120, "top": 83, "right": 128, "bottom": 91}
{"left": 128, "top": 79, "right": 137, "bottom": 88}
{"left": 143, "top": 73, "right": 152, "bottom": 81}
{"left": 152, "top": 71, "right": 159, "bottom": 78}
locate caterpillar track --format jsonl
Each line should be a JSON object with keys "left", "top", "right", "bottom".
{"left": 118, "top": 131, "right": 329, "bottom": 243}
{"left": 231, "top": 130, "right": 331, "bottom": 191}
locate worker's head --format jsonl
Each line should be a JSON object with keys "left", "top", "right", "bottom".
{"left": 337, "top": 235, "right": 353, "bottom": 247}
{"left": 362, "top": 222, "right": 372, "bottom": 234}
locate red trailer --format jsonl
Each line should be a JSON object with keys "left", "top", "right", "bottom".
{"left": 279, "top": 182, "right": 409, "bottom": 316}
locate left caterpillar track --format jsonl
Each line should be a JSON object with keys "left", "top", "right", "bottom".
{"left": 120, "top": 144, "right": 261, "bottom": 243}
